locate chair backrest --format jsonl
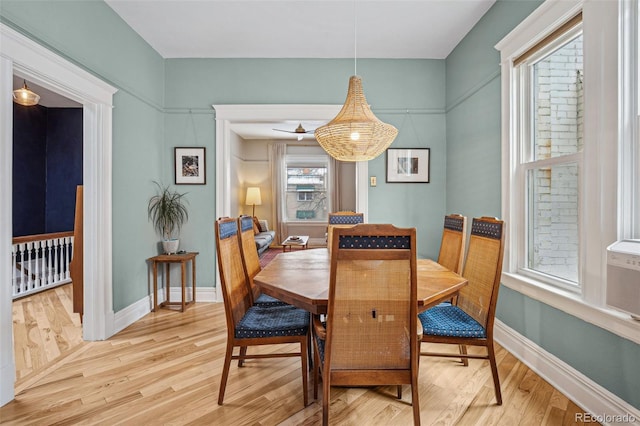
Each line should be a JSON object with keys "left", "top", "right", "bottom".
{"left": 215, "top": 217, "right": 252, "bottom": 331}
{"left": 437, "top": 214, "right": 467, "bottom": 274}
{"left": 326, "top": 224, "right": 418, "bottom": 375}
{"left": 238, "top": 215, "right": 261, "bottom": 303}
{"left": 328, "top": 211, "right": 364, "bottom": 225}
{"left": 458, "top": 217, "right": 505, "bottom": 330}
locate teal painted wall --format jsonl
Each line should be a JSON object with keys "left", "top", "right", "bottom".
{"left": 445, "top": 0, "right": 640, "bottom": 410}
{"left": 4, "top": 0, "right": 638, "bottom": 410}
{"left": 164, "top": 58, "right": 448, "bottom": 272}
{"left": 1, "top": 0, "right": 166, "bottom": 311}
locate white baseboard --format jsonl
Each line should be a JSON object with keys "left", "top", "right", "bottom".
{"left": 495, "top": 320, "right": 640, "bottom": 426}
{"left": 113, "top": 294, "right": 152, "bottom": 335}
{"left": 113, "top": 287, "right": 219, "bottom": 334}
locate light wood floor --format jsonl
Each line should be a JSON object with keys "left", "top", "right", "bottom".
{"left": 3, "top": 290, "right": 596, "bottom": 425}
{"left": 11, "top": 283, "right": 83, "bottom": 386}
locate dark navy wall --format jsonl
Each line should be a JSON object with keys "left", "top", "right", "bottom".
{"left": 12, "top": 104, "right": 47, "bottom": 236}
{"left": 45, "top": 108, "right": 83, "bottom": 233}
{"left": 12, "top": 104, "right": 82, "bottom": 237}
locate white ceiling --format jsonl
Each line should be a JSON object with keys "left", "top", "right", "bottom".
{"left": 105, "top": 0, "right": 495, "bottom": 59}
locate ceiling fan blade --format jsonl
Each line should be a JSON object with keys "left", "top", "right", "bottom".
{"left": 273, "top": 123, "right": 315, "bottom": 134}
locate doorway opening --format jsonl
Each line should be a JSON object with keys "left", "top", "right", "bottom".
{"left": 1, "top": 23, "right": 116, "bottom": 406}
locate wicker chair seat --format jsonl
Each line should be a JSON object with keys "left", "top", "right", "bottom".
{"left": 419, "top": 304, "right": 486, "bottom": 338}
{"left": 235, "top": 304, "right": 309, "bottom": 339}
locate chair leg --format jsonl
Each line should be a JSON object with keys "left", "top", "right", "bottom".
{"left": 218, "top": 342, "right": 235, "bottom": 405}
{"left": 459, "top": 344, "right": 469, "bottom": 366}
{"left": 411, "top": 381, "right": 421, "bottom": 426}
{"left": 238, "top": 346, "right": 247, "bottom": 367}
{"left": 487, "top": 342, "right": 502, "bottom": 405}
{"left": 313, "top": 341, "right": 320, "bottom": 400}
{"left": 322, "top": 373, "right": 330, "bottom": 426}
{"left": 397, "top": 385, "right": 403, "bottom": 399}
{"left": 300, "top": 337, "right": 309, "bottom": 407}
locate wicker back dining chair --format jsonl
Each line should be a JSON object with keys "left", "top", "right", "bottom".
{"left": 327, "top": 211, "right": 364, "bottom": 225}
{"left": 326, "top": 211, "right": 365, "bottom": 251}
{"left": 313, "top": 223, "right": 421, "bottom": 426}
{"left": 237, "top": 215, "right": 286, "bottom": 307}
{"left": 214, "top": 217, "right": 310, "bottom": 407}
{"left": 419, "top": 216, "right": 505, "bottom": 405}
{"left": 437, "top": 214, "right": 467, "bottom": 274}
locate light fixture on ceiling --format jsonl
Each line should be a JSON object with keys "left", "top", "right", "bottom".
{"left": 314, "top": 2, "right": 398, "bottom": 162}
{"left": 13, "top": 79, "right": 40, "bottom": 106}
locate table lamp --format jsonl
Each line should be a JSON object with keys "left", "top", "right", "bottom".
{"left": 245, "top": 187, "right": 262, "bottom": 217}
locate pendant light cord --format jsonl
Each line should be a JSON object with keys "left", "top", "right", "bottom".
{"left": 353, "top": 0, "right": 357, "bottom": 76}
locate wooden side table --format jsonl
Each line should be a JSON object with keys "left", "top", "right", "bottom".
{"left": 148, "top": 252, "right": 199, "bottom": 312}
{"left": 282, "top": 235, "right": 309, "bottom": 252}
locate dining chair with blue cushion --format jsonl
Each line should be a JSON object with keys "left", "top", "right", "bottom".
{"left": 419, "top": 216, "right": 505, "bottom": 405}
{"left": 313, "top": 223, "right": 421, "bottom": 426}
{"left": 327, "top": 211, "right": 364, "bottom": 225}
{"left": 215, "top": 217, "right": 310, "bottom": 407}
{"left": 237, "top": 215, "right": 287, "bottom": 307}
{"left": 437, "top": 213, "right": 467, "bottom": 274}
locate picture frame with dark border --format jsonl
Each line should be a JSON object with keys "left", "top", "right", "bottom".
{"left": 386, "top": 148, "right": 430, "bottom": 183}
{"left": 175, "top": 147, "right": 206, "bottom": 185}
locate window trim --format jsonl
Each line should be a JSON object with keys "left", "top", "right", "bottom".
{"left": 496, "top": 0, "right": 640, "bottom": 344}
{"left": 283, "top": 154, "right": 331, "bottom": 223}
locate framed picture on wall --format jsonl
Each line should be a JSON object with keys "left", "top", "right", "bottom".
{"left": 175, "top": 147, "right": 206, "bottom": 185}
{"left": 386, "top": 148, "right": 430, "bottom": 183}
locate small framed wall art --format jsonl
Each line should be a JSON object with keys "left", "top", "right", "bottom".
{"left": 175, "top": 147, "right": 206, "bottom": 185}
{"left": 386, "top": 148, "right": 430, "bottom": 183}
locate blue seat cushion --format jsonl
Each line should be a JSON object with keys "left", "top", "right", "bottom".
{"left": 235, "top": 304, "right": 309, "bottom": 339}
{"left": 418, "top": 305, "right": 486, "bottom": 338}
{"left": 254, "top": 293, "right": 287, "bottom": 307}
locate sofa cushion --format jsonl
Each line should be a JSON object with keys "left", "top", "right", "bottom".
{"left": 254, "top": 230, "right": 276, "bottom": 256}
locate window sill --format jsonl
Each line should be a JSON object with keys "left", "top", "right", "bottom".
{"left": 501, "top": 272, "right": 640, "bottom": 345}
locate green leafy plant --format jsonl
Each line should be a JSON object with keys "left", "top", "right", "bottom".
{"left": 147, "top": 182, "right": 189, "bottom": 240}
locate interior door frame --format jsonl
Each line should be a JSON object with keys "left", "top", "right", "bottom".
{"left": 0, "top": 24, "right": 116, "bottom": 406}
{"left": 212, "top": 104, "right": 369, "bottom": 301}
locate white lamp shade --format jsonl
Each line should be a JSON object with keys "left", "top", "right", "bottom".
{"left": 245, "top": 187, "right": 262, "bottom": 206}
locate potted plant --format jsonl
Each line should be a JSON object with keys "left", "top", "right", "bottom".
{"left": 148, "top": 181, "right": 189, "bottom": 254}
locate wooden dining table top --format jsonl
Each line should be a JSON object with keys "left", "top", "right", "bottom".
{"left": 253, "top": 248, "right": 468, "bottom": 315}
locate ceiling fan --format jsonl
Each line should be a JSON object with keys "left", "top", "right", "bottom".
{"left": 272, "top": 123, "right": 315, "bottom": 140}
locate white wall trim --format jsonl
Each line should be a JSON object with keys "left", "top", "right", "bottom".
{"left": 113, "top": 288, "right": 218, "bottom": 334}
{"left": 502, "top": 274, "right": 640, "bottom": 345}
{"left": 0, "top": 55, "right": 17, "bottom": 408}
{"left": 495, "top": 320, "right": 640, "bottom": 426}
{"left": 212, "top": 104, "right": 362, "bottom": 301}
{"left": 1, "top": 23, "right": 116, "bottom": 406}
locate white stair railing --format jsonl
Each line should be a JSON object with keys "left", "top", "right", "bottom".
{"left": 12, "top": 232, "right": 74, "bottom": 299}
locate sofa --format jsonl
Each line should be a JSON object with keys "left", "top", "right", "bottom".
{"left": 255, "top": 219, "right": 276, "bottom": 256}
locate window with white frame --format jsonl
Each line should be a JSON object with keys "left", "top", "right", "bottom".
{"left": 284, "top": 155, "right": 330, "bottom": 221}
{"left": 515, "top": 17, "right": 583, "bottom": 290}
{"left": 498, "top": 0, "right": 640, "bottom": 342}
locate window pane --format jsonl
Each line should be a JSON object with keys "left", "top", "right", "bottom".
{"left": 533, "top": 34, "right": 583, "bottom": 160}
{"left": 285, "top": 165, "right": 328, "bottom": 221}
{"left": 527, "top": 164, "right": 579, "bottom": 283}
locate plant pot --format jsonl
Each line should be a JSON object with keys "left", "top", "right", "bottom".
{"left": 162, "top": 239, "right": 180, "bottom": 255}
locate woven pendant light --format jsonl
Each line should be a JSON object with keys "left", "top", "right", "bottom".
{"left": 315, "top": 75, "right": 398, "bottom": 162}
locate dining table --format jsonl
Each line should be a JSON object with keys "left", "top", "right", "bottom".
{"left": 253, "top": 248, "right": 467, "bottom": 315}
